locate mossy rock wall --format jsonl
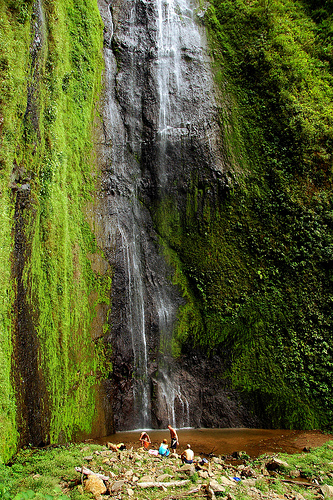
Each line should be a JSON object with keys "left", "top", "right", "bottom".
{"left": 0, "top": 0, "right": 112, "bottom": 462}
{"left": 153, "top": 0, "right": 333, "bottom": 430}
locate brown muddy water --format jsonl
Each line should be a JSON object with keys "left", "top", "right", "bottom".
{"left": 95, "top": 428, "right": 333, "bottom": 458}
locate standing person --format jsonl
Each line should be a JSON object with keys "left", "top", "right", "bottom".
{"left": 168, "top": 424, "right": 179, "bottom": 452}
{"left": 139, "top": 431, "right": 151, "bottom": 449}
{"left": 181, "top": 444, "right": 194, "bottom": 464}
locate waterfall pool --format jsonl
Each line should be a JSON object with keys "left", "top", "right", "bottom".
{"left": 95, "top": 428, "right": 333, "bottom": 458}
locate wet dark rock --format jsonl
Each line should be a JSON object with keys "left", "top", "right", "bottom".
{"left": 96, "top": 0, "right": 254, "bottom": 432}
{"left": 265, "top": 457, "right": 289, "bottom": 471}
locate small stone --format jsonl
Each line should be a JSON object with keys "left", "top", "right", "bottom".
{"left": 140, "top": 475, "right": 154, "bottom": 482}
{"left": 84, "top": 455, "right": 94, "bottom": 461}
{"left": 156, "top": 474, "right": 172, "bottom": 482}
{"left": 321, "top": 484, "right": 333, "bottom": 498}
{"left": 111, "top": 480, "right": 125, "bottom": 492}
{"left": 124, "top": 469, "right": 134, "bottom": 477}
{"left": 127, "top": 488, "right": 134, "bottom": 496}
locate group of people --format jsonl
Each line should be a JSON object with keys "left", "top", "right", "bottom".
{"left": 139, "top": 425, "right": 194, "bottom": 464}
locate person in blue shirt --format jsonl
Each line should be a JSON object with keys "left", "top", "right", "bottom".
{"left": 158, "top": 439, "right": 170, "bottom": 457}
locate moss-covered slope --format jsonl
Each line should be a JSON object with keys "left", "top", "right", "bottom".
{"left": 0, "top": 0, "right": 111, "bottom": 461}
{"left": 155, "top": 0, "right": 333, "bottom": 429}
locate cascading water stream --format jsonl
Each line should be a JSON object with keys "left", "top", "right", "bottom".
{"left": 98, "top": 0, "right": 151, "bottom": 429}
{"left": 152, "top": 0, "right": 204, "bottom": 427}
{"left": 118, "top": 203, "right": 151, "bottom": 428}
{"left": 98, "top": 0, "right": 224, "bottom": 429}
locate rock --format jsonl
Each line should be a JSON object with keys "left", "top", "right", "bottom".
{"left": 198, "top": 470, "right": 208, "bottom": 479}
{"left": 127, "top": 488, "right": 134, "bottom": 496}
{"left": 321, "top": 484, "right": 333, "bottom": 498}
{"left": 107, "top": 442, "right": 118, "bottom": 452}
{"left": 241, "top": 478, "right": 256, "bottom": 487}
{"left": 219, "top": 476, "right": 236, "bottom": 487}
{"left": 140, "top": 475, "right": 154, "bottom": 482}
{"left": 209, "top": 479, "right": 226, "bottom": 493}
{"left": 124, "top": 469, "right": 134, "bottom": 477}
{"left": 137, "top": 480, "right": 190, "bottom": 488}
{"left": 100, "top": 450, "right": 112, "bottom": 457}
{"left": 289, "top": 469, "right": 301, "bottom": 478}
{"left": 178, "top": 464, "right": 196, "bottom": 476}
{"left": 84, "top": 475, "right": 107, "bottom": 497}
{"left": 241, "top": 466, "right": 257, "bottom": 478}
{"left": 84, "top": 455, "right": 94, "bottom": 461}
{"left": 110, "top": 480, "right": 125, "bottom": 493}
{"left": 265, "top": 458, "right": 289, "bottom": 471}
{"left": 205, "top": 485, "right": 216, "bottom": 500}
{"left": 156, "top": 474, "right": 172, "bottom": 482}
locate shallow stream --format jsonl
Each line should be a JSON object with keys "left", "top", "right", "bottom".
{"left": 95, "top": 428, "right": 333, "bottom": 458}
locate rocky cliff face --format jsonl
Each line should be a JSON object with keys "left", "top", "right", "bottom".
{"left": 97, "top": 0, "right": 259, "bottom": 430}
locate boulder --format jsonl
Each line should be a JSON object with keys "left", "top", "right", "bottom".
{"left": 178, "top": 464, "right": 196, "bottom": 476}
{"left": 198, "top": 470, "right": 208, "bottom": 479}
{"left": 209, "top": 479, "right": 226, "bottom": 493}
{"left": 219, "top": 476, "right": 236, "bottom": 487}
{"left": 84, "top": 475, "right": 107, "bottom": 498}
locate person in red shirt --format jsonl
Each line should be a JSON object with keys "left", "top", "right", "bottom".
{"left": 139, "top": 431, "right": 151, "bottom": 449}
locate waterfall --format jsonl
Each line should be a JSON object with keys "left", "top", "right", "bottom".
{"left": 97, "top": 0, "right": 152, "bottom": 429}
{"left": 97, "top": 0, "right": 223, "bottom": 429}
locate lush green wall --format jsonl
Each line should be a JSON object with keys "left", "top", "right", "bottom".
{"left": 0, "top": 0, "right": 111, "bottom": 462}
{"left": 155, "top": 0, "right": 333, "bottom": 429}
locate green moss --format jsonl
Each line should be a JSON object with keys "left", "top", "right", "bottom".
{"left": 0, "top": 0, "right": 34, "bottom": 462}
{"left": 0, "top": 0, "right": 110, "bottom": 459}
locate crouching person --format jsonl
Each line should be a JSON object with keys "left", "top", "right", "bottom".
{"left": 159, "top": 439, "right": 170, "bottom": 457}
{"left": 181, "top": 444, "right": 194, "bottom": 464}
